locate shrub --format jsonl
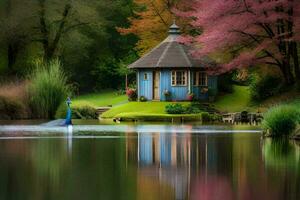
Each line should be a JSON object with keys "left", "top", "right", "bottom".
{"left": 208, "top": 88, "right": 217, "bottom": 97}
{"left": 165, "top": 103, "right": 185, "bottom": 114}
{"left": 0, "top": 96, "right": 26, "bottom": 119}
{"left": 201, "top": 112, "right": 222, "bottom": 122}
{"left": 139, "top": 96, "right": 147, "bottom": 102}
{"left": 218, "top": 73, "right": 233, "bottom": 93}
{"left": 55, "top": 104, "right": 98, "bottom": 119}
{"left": 201, "top": 112, "right": 211, "bottom": 122}
{"left": 73, "top": 106, "right": 98, "bottom": 119}
{"left": 187, "top": 93, "right": 194, "bottom": 101}
{"left": 250, "top": 75, "right": 282, "bottom": 101}
{"left": 185, "top": 104, "right": 202, "bottom": 114}
{"left": 0, "top": 81, "right": 27, "bottom": 100}
{"left": 28, "top": 59, "right": 71, "bottom": 119}
{"left": 126, "top": 88, "right": 137, "bottom": 101}
{"left": 263, "top": 105, "right": 300, "bottom": 136}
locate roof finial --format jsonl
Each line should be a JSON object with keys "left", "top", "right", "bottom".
{"left": 169, "top": 18, "right": 180, "bottom": 35}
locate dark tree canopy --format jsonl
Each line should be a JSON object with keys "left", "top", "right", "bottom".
{"left": 0, "top": 0, "right": 138, "bottom": 91}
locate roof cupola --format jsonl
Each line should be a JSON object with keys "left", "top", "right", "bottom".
{"left": 168, "top": 20, "right": 181, "bottom": 35}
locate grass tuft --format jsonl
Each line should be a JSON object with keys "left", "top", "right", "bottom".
{"left": 28, "top": 59, "right": 71, "bottom": 119}
{"left": 262, "top": 105, "right": 300, "bottom": 136}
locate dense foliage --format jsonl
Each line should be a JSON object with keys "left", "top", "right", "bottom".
{"left": 0, "top": 0, "right": 138, "bottom": 92}
{"left": 165, "top": 103, "right": 185, "bottom": 114}
{"left": 56, "top": 104, "right": 98, "bottom": 119}
{"left": 177, "top": 0, "right": 300, "bottom": 86}
{"left": 139, "top": 96, "right": 147, "bottom": 102}
{"left": 118, "top": 0, "right": 185, "bottom": 55}
{"left": 0, "top": 96, "right": 25, "bottom": 119}
{"left": 126, "top": 88, "right": 137, "bottom": 101}
{"left": 263, "top": 105, "right": 300, "bottom": 136}
{"left": 250, "top": 74, "right": 282, "bottom": 101}
{"left": 28, "top": 60, "right": 71, "bottom": 119}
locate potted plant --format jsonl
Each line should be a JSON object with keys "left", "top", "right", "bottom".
{"left": 139, "top": 96, "right": 147, "bottom": 102}
{"left": 163, "top": 89, "right": 171, "bottom": 101}
{"left": 201, "top": 87, "right": 208, "bottom": 94}
{"left": 126, "top": 88, "right": 137, "bottom": 101}
{"left": 187, "top": 93, "right": 194, "bottom": 101}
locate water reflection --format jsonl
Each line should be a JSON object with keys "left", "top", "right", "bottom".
{"left": 0, "top": 129, "right": 299, "bottom": 200}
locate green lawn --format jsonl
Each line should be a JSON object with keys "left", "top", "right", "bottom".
{"left": 72, "top": 90, "right": 127, "bottom": 107}
{"left": 72, "top": 86, "right": 299, "bottom": 120}
{"left": 101, "top": 102, "right": 191, "bottom": 118}
{"left": 213, "top": 85, "right": 252, "bottom": 112}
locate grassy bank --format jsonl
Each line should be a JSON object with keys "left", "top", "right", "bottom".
{"left": 101, "top": 102, "right": 190, "bottom": 118}
{"left": 72, "top": 91, "right": 127, "bottom": 107}
{"left": 55, "top": 85, "right": 300, "bottom": 122}
{"left": 213, "top": 85, "right": 300, "bottom": 113}
{"left": 55, "top": 90, "right": 127, "bottom": 119}
{"left": 262, "top": 100, "right": 300, "bottom": 137}
{"left": 213, "top": 85, "right": 252, "bottom": 112}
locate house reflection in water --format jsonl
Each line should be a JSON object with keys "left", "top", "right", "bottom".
{"left": 137, "top": 126, "right": 192, "bottom": 167}
{"left": 126, "top": 125, "right": 194, "bottom": 200}
{"left": 124, "top": 127, "right": 296, "bottom": 200}
{"left": 139, "top": 132, "right": 190, "bottom": 200}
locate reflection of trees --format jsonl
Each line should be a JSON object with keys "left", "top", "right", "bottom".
{"left": 262, "top": 139, "right": 300, "bottom": 171}
{"left": 262, "top": 139, "right": 300, "bottom": 200}
{"left": 0, "top": 140, "right": 32, "bottom": 200}
{"left": 134, "top": 130, "right": 192, "bottom": 200}
{"left": 0, "top": 135, "right": 137, "bottom": 200}
{"left": 133, "top": 129, "right": 234, "bottom": 200}
{"left": 1, "top": 131, "right": 299, "bottom": 200}
{"left": 29, "top": 139, "right": 69, "bottom": 199}
{"left": 231, "top": 133, "right": 276, "bottom": 200}
{"left": 190, "top": 175, "right": 233, "bottom": 200}
{"left": 61, "top": 136, "right": 137, "bottom": 200}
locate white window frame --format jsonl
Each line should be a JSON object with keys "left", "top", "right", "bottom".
{"left": 171, "top": 70, "right": 187, "bottom": 86}
{"left": 193, "top": 71, "right": 208, "bottom": 86}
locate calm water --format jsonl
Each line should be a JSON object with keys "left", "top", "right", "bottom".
{"left": 0, "top": 122, "right": 299, "bottom": 200}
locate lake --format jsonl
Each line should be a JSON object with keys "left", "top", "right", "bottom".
{"left": 0, "top": 121, "right": 299, "bottom": 200}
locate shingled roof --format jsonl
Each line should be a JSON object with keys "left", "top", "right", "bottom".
{"left": 129, "top": 22, "right": 215, "bottom": 69}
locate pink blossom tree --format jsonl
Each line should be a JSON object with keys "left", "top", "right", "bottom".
{"left": 176, "top": 0, "right": 300, "bottom": 85}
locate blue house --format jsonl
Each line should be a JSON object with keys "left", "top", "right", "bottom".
{"left": 128, "top": 22, "right": 218, "bottom": 101}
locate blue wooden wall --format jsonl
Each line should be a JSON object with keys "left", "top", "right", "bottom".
{"left": 160, "top": 70, "right": 189, "bottom": 101}
{"left": 138, "top": 69, "right": 218, "bottom": 101}
{"left": 138, "top": 70, "right": 153, "bottom": 100}
{"left": 191, "top": 74, "right": 218, "bottom": 100}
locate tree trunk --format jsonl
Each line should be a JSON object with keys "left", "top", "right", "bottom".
{"left": 7, "top": 40, "right": 21, "bottom": 74}
{"left": 7, "top": 43, "right": 15, "bottom": 73}
{"left": 39, "top": 1, "right": 72, "bottom": 61}
{"left": 292, "top": 42, "right": 300, "bottom": 82}
{"left": 285, "top": 44, "right": 295, "bottom": 85}
{"left": 276, "top": 5, "right": 295, "bottom": 85}
{"left": 38, "top": 0, "right": 50, "bottom": 61}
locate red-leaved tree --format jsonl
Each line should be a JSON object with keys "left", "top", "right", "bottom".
{"left": 176, "top": 0, "right": 300, "bottom": 85}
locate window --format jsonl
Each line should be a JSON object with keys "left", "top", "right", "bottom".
{"left": 171, "top": 70, "right": 187, "bottom": 86}
{"left": 144, "top": 73, "right": 148, "bottom": 80}
{"left": 193, "top": 71, "right": 207, "bottom": 86}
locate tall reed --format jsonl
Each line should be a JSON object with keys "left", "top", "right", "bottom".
{"left": 263, "top": 105, "right": 300, "bottom": 136}
{"left": 28, "top": 59, "right": 71, "bottom": 119}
